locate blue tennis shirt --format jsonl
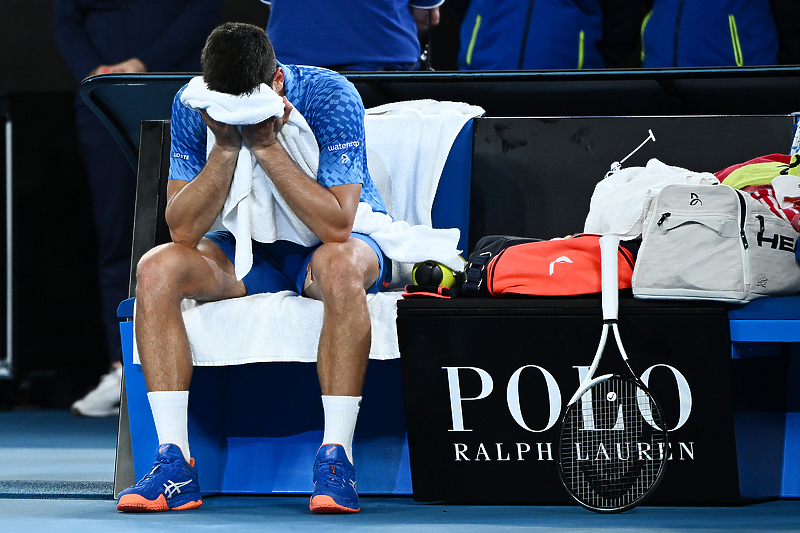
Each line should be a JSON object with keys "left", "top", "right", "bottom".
{"left": 168, "top": 63, "right": 387, "bottom": 215}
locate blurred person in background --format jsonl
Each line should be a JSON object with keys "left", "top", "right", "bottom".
{"left": 457, "top": 0, "right": 644, "bottom": 70}
{"left": 52, "top": 0, "right": 223, "bottom": 417}
{"left": 259, "top": 0, "right": 442, "bottom": 71}
{"left": 640, "top": 0, "right": 800, "bottom": 67}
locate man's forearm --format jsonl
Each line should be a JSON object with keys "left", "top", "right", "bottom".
{"left": 251, "top": 143, "right": 357, "bottom": 243}
{"left": 165, "top": 145, "right": 239, "bottom": 246}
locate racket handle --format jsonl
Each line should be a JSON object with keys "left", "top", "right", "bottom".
{"left": 599, "top": 235, "right": 620, "bottom": 321}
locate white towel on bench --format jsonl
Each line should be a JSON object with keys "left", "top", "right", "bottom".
{"left": 132, "top": 291, "right": 404, "bottom": 365}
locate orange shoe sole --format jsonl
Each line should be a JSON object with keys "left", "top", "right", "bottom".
{"left": 309, "top": 495, "right": 360, "bottom": 514}
{"left": 117, "top": 493, "right": 202, "bottom": 512}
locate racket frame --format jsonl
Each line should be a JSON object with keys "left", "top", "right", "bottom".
{"left": 558, "top": 235, "right": 668, "bottom": 513}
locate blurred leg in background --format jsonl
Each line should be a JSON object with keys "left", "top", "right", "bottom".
{"left": 69, "top": 99, "right": 134, "bottom": 417}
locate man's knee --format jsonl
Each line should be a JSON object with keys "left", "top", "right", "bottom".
{"left": 309, "top": 239, "right": 379, "bottom": 297}
{"left": 136, "top": 243, "right": 193, "bottom": 296}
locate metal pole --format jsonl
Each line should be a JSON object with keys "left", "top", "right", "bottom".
{"left": 1, "top": 107, "right": 12, "bottom": 378}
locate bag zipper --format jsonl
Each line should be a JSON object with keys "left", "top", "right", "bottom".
{"left": 756, "top": 214, "right": 765, "bottom": 241}
{"left": 654, "top": 193, "right": 748, "bottom": 248}
{"left": 735, "top": 189, "right": 748, "bottom": 250}
{"left": 734, "top": 188, "right": 750, "bottom": 295}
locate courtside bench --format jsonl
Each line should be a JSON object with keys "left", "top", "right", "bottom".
{"left": 81, "top": 70, "right": 800, "bottom": 503}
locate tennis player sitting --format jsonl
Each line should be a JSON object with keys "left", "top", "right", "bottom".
{"left": 116, "top": 22, "right": 392, "bottom": 514}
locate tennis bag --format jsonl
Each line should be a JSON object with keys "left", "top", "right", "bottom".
{"left": 462, "top": 233, "right": 635, "bottom": 297}
{"left": 632, "top": 184, "right": 800, "bottom": 303}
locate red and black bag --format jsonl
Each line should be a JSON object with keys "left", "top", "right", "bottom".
{"left": 461, "top": 234, "right": 636, "bottom": 297}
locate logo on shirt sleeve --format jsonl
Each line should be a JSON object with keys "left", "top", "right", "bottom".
{"left": 327, "top": 141, "right": 359, "bottom": 166}
{"left": 327, "top": 140, "right": 360, "bottom": 152}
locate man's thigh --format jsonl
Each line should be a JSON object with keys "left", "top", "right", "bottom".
{"left": 205, "top": 230, "right": 317, "bottom": 296}
{"left": 137, "top": 236, "right": 247, "bottom": 303}
{"left": 192, "top": 238, "right": 249, "bottom": 301}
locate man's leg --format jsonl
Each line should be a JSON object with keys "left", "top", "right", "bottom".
{"left": 303, "top": 237, "right": 381, "bottom": 514}
{"left": 117, "top": 238, "right": 246, "bottom": 512}
{"left": 308, "top": 240, "right": 377, "bottom": 397}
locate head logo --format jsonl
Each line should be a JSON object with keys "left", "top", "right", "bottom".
{"left": 549, "top": 256, "right": 573, "bottom": 276}
{"left": 341, "top": 154, "right": 350, "bottom": 165}
{"left": 689, "top": 193, "right": 702, "bottom": 206}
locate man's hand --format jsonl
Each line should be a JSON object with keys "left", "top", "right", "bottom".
{"left": 107, "top": 58, "right": 147, "bottom": 73}
{"left": 199, "top": 110, "right": 242, "bottom": 153}
{"left": 89, "top": 58, "right": 148, "bottom": 76}
{"left": 411, "top": 7, "right": 440, "bottom": 35}
{"left": 242, "top": 97, "right": 293, "bottom": 151}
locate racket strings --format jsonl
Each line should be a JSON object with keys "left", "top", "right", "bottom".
{"left": 560, "top": 376, "right": 667, "bottom": 511}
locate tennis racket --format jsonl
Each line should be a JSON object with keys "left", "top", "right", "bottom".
{"left": 557, "top": 234, "right": 668, "bottom": 513}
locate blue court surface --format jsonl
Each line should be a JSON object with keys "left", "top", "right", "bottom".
{"left": 2, "top": 497, "right": 800, "bottom": 532}
{"left": 1, "top": 410, "right": 799, "bottom": 532}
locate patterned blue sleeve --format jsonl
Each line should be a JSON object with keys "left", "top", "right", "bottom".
{"left": 168, "top": 85, "right": 207, "bottom": 182}
{"left": 288, "top": 68, "right": 386, "bottom": 214}
{"left": 311, "top": 81, "right": 369, "bottom": 189}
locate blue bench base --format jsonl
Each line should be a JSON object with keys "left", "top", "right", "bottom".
{"left": 119, "top": 318, "right": 412, "bottom": 495}
{"left": 730, "top": 295, "right": 800, "bottom": 498}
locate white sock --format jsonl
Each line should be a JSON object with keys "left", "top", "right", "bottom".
{"left": 147, "top": 391, "right": 191, "bottom": 461}
{"left": 321, "top": 395, "right": 361, "bottom": 464}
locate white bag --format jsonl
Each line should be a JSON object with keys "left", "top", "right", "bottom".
{"left": 632, "top": 184, "right": 800, "bottom": 303}
{"left": 584, "top": 158, "right": 719, "bottom": 239}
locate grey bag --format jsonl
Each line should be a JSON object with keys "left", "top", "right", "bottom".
{"left": 632, "top": 184, "right": 800, "bottom": 303}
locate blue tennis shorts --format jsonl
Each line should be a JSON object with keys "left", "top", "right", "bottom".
{"left": 205, "top": 230, "right": 390, "bottom": 296}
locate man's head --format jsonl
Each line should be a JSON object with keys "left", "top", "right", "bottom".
{"left": 201, "top": 22, "right": 278, "bottom": 96}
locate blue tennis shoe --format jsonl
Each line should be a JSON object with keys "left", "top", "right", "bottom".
{"left": 116, "top": 443, "right": 202, "bottom": 512}
{"left": 310, "top": 444, "right": 360, "bottom": 513}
